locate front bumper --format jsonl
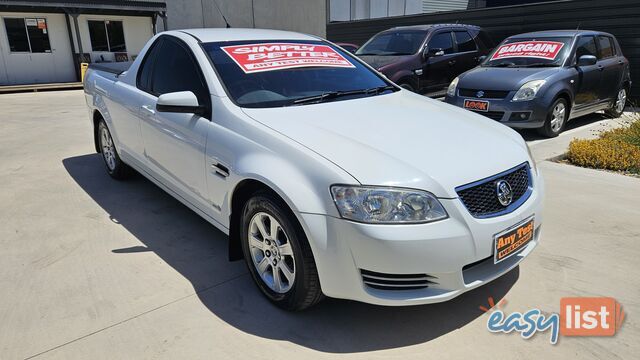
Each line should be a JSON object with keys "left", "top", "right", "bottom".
{"left": 445, "top": 93, "right": 550, "bottom": 129}
{"left": 299, "top": 171, "right": 544, "bottom": 306}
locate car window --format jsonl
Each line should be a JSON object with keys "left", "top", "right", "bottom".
{"left": 204, "top": 40, "right": 394, "bottom": 108}
{"left": 428, "top": 32, "right": 454, "bottom": 54}
{"left": 137, "top": 39, "right": 162, "bottom": 93}
{"left": 150, "top": 38, "right": 210, "bottom": 109}
{"left": 356, "top": 31, "right": 426, "bottom": 56}
{"left": 575, "top": 36, "right": 598, "bottom": 59}
{"left": 597, "top": 36, "right": 615, "bottom": 59}
{"left": 454, "top": 31, "right": 477, "bottom": 52}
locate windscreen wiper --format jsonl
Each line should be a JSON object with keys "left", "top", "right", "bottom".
{"left": 292, "top": 85, "right": 396, "bottom": 105}
{"left": 518, "top": 63, "right": 560, "bottom": 68}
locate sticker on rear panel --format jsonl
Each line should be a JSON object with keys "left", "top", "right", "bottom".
{"left": 491, "top": 41, "right": 565, "bottom": 61}
{"left": 221, "top": 42, "right": 355, "bottom": 74}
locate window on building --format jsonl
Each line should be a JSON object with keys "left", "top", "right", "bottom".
{"left": 597, "top": 36, "right": 615, "bottom": 59}
{"left": 454, "top": 31, "right": 477, "bottom": 52}
{"left": 88, "top": 20, "right": 126, "bottom": 52}
{"left": 4, "top": 17, "right": 51, "bottom": 53}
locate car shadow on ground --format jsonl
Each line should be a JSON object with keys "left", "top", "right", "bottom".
{"left": 63, "top": 154, "right": 519, "bottom": 353}
{"left": 518, "top": 112, "right": 612, "bottom": 141}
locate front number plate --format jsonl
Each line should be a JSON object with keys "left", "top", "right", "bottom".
{"left": 494, "top": 217, "right": 534, "bottom": 264}
{"left": 464, "top": 99, "right": 490, "bottom": 112}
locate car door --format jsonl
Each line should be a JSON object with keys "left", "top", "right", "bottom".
{"left": 453, "top": 30, "right": 480, "bottom": 77}
{"left": 596, "top": 35, "right": 624, "bottom": 101}
{"left": 573, "top": 35, "right": 602, "bottom": 108}
{"left": 420, "top": 31, "right": 456, "bottom": 92}
{"left": 138, "top": 36, "right": 212, "bottom": 213}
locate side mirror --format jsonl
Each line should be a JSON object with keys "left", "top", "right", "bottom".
{"left": 478, "top": 55, "right": 487, "bottom": 63}
{"left": 577, "top": 55, "right": 597, "bottom": 67}
{"left": 156, "top": 91, "right": 206, "bottom": 116}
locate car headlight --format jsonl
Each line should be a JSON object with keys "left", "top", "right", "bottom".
{"left": 447, "top": 76, "right": 459, "bottom": 97}
{"left": 526, "top": 143, "right": 538, "bottom": 175}
{"left": 330, "top": 186, "right": 448, "bottom": 224}
{"left": 512, "top": 80, "right": 546, "bottom": 102}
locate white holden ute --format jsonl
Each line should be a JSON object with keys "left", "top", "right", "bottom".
{"left": 84, "top": 28, "right": 544, "bottom": 310}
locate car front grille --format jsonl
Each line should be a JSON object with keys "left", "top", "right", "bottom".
{"left": 472, "top": 111, "right": 504, "bottom": 121}
{"left": 360, "top": 269, "right": 437, "bottom": 291}
{"left": 459, "top": 88, "right": 510, "bottom": 99}
{"left": 456, "top": 163, "right": 532, "bottom": 218}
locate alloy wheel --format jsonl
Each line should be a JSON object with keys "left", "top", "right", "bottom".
{"left": 100, "top": 126, "right": 116, "bottom": 171}
{"left": 550, "top": 102, "right": 566, "bottom": 133}
{"left": 615, "top": 89, "right": 627, "bottom": 113}
{"left": 248, "top": 212, "right": 296, "bottom": 293}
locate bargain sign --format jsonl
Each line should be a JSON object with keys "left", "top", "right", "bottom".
{"left": 491, "top": 41, "right": 565, "bottom": 61}
{"left": 221, "top": 42, "right": 355, "bottom": 74}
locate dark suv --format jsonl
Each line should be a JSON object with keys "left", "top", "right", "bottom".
{"left": 444, "top": 30, "right": 632, "bottom": 137}
{"left": 356, "top": 24, "right": 494, "bottom": 95}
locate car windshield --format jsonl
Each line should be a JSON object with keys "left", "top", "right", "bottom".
{"left": 355, "top": 31, "right": 426, "bottom": 56}
{"left": 482, "top": 36, "right": 573, "bottom": 68}
{"left": 203, "top": 40, "right": 396, "bottom": 108}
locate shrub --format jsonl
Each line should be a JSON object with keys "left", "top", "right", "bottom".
{"left": 567, "top": 137, "right": 640, "bottom": 173}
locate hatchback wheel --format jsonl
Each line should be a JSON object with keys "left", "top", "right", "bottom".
{"left": 97, "top": 120, "right": 132, "bottom": 180}
{"left": 605, "top": 88, "right": 627, "bottom": 118}
{"left": 538, "top": 98, "right": 568, "bottom": 138}
{"left": 240, "top": 192, "right": 323, "bottom": 311}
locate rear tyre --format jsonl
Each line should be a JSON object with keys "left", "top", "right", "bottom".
{"left": 97, "top": 120, "right": 132, "bottom": 180}
{"left": 604, "top": 87, "right": 627, "bottom": 118}
{"left": 240, "top": 191, "right": 323, "bottom": 311}
{"left": 538, "top": 98, "right": 568, "bottom": 138}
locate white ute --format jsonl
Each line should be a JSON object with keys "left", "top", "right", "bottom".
{"left": 84, "top": 29, "right": 544, "bottom": 310}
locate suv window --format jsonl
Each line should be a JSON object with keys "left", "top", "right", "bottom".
{"left": 597, "top": 36, "right": 615, "bottom": 59}
{"left": 356, "top": 30, "right": 426, "bottom": 56}
{"left": 454, "top": 31, "right": 477, "bottom": 52}
{"left": 150, "top": 38, "right": 210, "bottom": 111}
{"left": 575, "top": 36, "right": 598, "bottom": 59}
{"left": 428, "top": 32, "right": 454, "bottom": 54}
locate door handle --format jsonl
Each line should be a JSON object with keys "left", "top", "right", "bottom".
{"left": 141, "top": 105, "right": 155, "bottom": 115}
{"left": 448, "top": 60, "right": 457, "bottom": 66}
{"left": 597, "top": 65, "right": 604, "bottom": 71}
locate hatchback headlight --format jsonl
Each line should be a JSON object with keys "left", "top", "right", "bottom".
{"left": 330, "top": 186, "right": 448, "bottom": 224}
{"left": 512, "top": 80, "right": 546, "bottom": 102}
{"left": 447, "top": 76, "right": 459, "bottom": 97}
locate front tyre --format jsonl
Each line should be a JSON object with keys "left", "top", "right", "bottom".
{"left": 97, "top": 120, "right": 132, "bottom": 180}
{"left": 240, "top": 192, "right": 323, "bottom": 311}
{"left": 538, "top": 98, "right": 568, "bottom": 138}
{"left": 605, "top": 87, "right": 627, "bottom": 118}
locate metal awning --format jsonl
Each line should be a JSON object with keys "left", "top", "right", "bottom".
{"left": 0, "top": 0, "right": 166, "bottom": 14}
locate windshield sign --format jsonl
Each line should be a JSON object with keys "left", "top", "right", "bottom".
{"left": 204, "top": 40, "right": 395, "bottom": 108}
{"left": 221, "top": 42, "right": 355, "bottom": 73}
{"left": 491, "top": 41, "right": 565, "bottom": 61}
{"left": 483, "top": 37, "right": 572, "bottom": 68}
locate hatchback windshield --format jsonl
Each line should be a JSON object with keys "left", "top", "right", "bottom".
{"left": 203, "top": 40, "right": 395, "bottom": 108}
{"left": 482, "top": 37, "right": 573, "bottom": 67}
{"left": 356, "top": 31, "right": 426, "bottom": 56}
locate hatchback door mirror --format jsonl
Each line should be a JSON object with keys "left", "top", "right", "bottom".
{"left": 577, "top": 55, "right": 597, "bottom": 67}
{"left": 477, "top": 55, "right": 487, "bottom": 63}
{"left": 156, "top": 91, "right": 206, "bottom": 116}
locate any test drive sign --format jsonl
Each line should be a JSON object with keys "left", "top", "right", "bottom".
{"left": 491, "top": 41, "right": 565, "bottom": 61}
{"left": 221, "top": 43, "right": 355, "bottom": 74}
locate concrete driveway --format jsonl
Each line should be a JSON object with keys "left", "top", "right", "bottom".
{"left": 1, "top": 90, "right": 638, "bottom": 359}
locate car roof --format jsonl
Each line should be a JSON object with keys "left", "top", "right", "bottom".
{"left": 386, "top": 24, "right": 480, "bottom": 32}
{"left": 176, "top": 28, "right": 319, "bottom": 43}
{"left": 510, "top": 29, "right": 614, "bottom": 38}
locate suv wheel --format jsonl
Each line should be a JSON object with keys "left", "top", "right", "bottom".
{"left": 240, "top": 192, "right": 323, "bottom": 311}
{"left": 605, "top": 88, "right": 627, "bottom": 118}
{"left": 538, "top": 98, "right": 568, "bottom": 138}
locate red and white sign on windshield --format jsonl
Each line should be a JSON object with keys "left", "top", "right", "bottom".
{"left": 491, "top": 41, "right": 565, "bottom": 61}
{"left": 221, "top": 42, "right": 355, "bottom": 74}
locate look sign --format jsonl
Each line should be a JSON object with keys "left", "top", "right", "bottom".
{"left": 221, "top": 42, "right": 355, "bottom": 74}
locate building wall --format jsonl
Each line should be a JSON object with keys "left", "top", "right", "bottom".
{"left": 163, "top": 0, "right": 326, "bottom": 37}
{"left": 0, "top": 12, "right": 75, "bottom": 85}
{"left": 70, "top": 14, "right": 153, "bottom": 63}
